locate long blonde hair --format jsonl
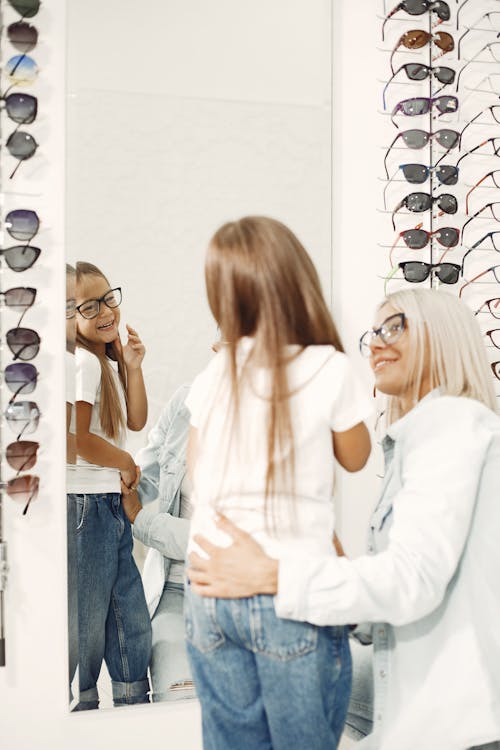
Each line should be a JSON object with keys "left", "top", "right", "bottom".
{"left": 381, "top": 288, "right": 497, "bottom": 425}
{"left": 76, "top": 262, "right": 127, "bottom": 440}
{"left": 205, "top": 216, "right": 344, "bottom": 522}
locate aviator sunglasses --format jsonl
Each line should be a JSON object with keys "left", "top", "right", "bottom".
{"left": 5, "top": 400, "right": 40, "bottom": 440}
{"left": 384, "top": 128, "right": 459, "bottom": 178}
{"left": 382, "top": 1, "right": 450, "bottom": 41}
{"left": 391, "top": 95, "right": 458, "bottom": 126}
{"left": 6, "top": 440, "right": 39, "bottom": 473}
{"left": 390, "top": 29, "right": 454, "bottom": 74}
{"left": 392, "top": 192, "right": 457, "bottom": 229}
{"left": 3, "top": 474, "right": 39, "bottom": 515}
{"left": 383, "top": 64, "right": 455, "bottom": 109}
{"left": 359, "top": 312, "right": 406, "bottom": 356}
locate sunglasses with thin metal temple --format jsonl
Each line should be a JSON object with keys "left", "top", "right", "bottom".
{"left": 5, "top": 400, "right": 40, "bottom": 441}
{"left": 389, "top": 225, "right": 459, "bottom": 264}
{"left": 6, "top": 440, "right": 39, "bottom": 474}
{"left": 475, "top": 298, "right": 500, "bottom": 319}
{"left": 382, "top": 64, "right": 455, "bottom": 109}
{"left": 383, "top": 163, "right": 458, "bottom": 209}
{"left": 455, "top": 38, "right": 500, "bottom": 92}
{"left": 459, "top": 106, "right": 500, "bottom": 149}
{"left": 392, "top": 192, "right": 457, "bottom": 230}
{"left": 457, "top": 11, "right": 500, "bottom": 58}
{"left": 382, "top": 1, "right": 450, "bottom": 41}
{"left": 462, "top": 204, "right": 500, "bottom": 241}
{"left": 459, "top": 266, "right": 500, "bottom": 297}
{"left": 389, "top": 29, "right": 454, "bottom": 75}
{"left": 466, "top": 171, "right": 500, "bottom": 215}
{"left": 359, "top": 313, "right": 406, "bottom": 357}
{"left": 391, "top": 95, "right": 459, "bottom": 127}
{"left": 2, "top": 475, "right": 39, "bottom": 515}
{"left": 75, "top": 287, "right": 122, "bottom": 320}
{"left": 383, "top": 129, "right": 459, "bottom": 179}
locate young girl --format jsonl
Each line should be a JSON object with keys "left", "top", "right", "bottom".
{"left": 69, "top": 261, "right": 152, "bottom": 710}
{"left": 185, "top": 217, "right": 372, "bottom": 749}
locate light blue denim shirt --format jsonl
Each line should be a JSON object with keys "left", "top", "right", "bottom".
{"left": 277, "top": 392, "right": 500, "bottom": 750}
{"left": 133, "top": 385, "right": 190, "bottom": 616}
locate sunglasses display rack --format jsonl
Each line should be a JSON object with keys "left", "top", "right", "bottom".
{"left": 380, "top": 0, "right": 500, "bottom": 404}
{"left": 0, "top": 0, "right": 43, "bottom": 668}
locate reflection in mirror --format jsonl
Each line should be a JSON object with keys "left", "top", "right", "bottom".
{"left": 66, "top": 0, "right": 333, "bottom": 711}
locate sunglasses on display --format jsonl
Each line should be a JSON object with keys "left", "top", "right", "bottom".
{"left": 382, "top": 1, "right": 450, "bottom": 41}
{"left": 384, "top": 163, "right": 458, "bottom": 210}
{"left": 6, "top": 327, "right": 41, "bottom": 361}
{"left": 392, "top": 192, "right": 457, "bottom": 229}
{"left": 389, "top": 225, "right": 459, "bottom": 264}
{"left": 359, "top": 312, "right": 406, "bottom": 356}
{"left": 462, "top": 203, "right": 500, "bottom": 239}
{"left": 75, "top": 287, "right": 122, "bottom": 320}
{"left": 459, "top": 266, "right": 500, "bottom": 298}
{"left": 0, "top": 244, "right": 40, "bottom": 272}
{"left": 4, "top": 362, "right": 38, "bottom": 402}
{"left": 5, "top": 53, "right": 38, "bottom": 84}
{"left": 391, "top": 95, "right": 459, "bottom": 126}
{"left": 5, "top": 400, "right": 40, "bottom": 441}
{"left": 400, "top": 260, "right": 461, "bottom": 283}
{"left": 455, "top": 39, "right": 500, "bottom": 92}
{"left": 466, "top": 171, "right": 500, "bottom": 215}
{"left": 7, "top": 21, "right": 38, "bottom": 54}
{"left": 457, "top": 11, "right": 500, "bottom": 58}
{"left": 475, "top": 298, "right": 500, "bottom": 319}
{"left": 382, "top": 64, "right": 455, "bottom": 109}
{"left": 3, "top": 474, "right": 39, "bottom": 515}
{"left": 456, "top": 138, "right": 500, "bottom": 170}
{"left": 1, "top": 93, "right": 37, "bottom": 125}
{"left": 8, "top": 0, "right": 41, "bottom": 18}
{"left": 6, "top": 440, "right": 39, "bottom": 474}
{"left": 459, "top": 106, "right": 500, "bottom": 149}
{"left": 4, "top": 208, "right": 39, "bottom": 241}
{"left": 390, "top": 29, "right": 454, "bottom": 75}
{"left": 2, "top": 130, "right": 38, "bottom": 178}
{"left": 383, "top": 128, "right": 459, "bottom": 179}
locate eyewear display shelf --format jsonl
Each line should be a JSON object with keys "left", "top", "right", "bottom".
{"left": 379, "top": 0, "right": 500, "bottom": 405}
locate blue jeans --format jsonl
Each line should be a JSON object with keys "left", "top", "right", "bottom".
{"left": 70, "top": 493, "right": 152, "bottom": 709}
{"left": 185, "top": 584, "right": 351, "bottom": 750}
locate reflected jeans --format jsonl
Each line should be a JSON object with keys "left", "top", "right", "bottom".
{"left": 150, "top": 581, "right": 195, "bottom": 701}
{"left": 185, "top": 584, "right": 351, "bottom": 750}
{"left": 69, "top": 493, "right": 152, "bottom": 709}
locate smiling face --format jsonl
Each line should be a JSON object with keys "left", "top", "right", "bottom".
{"left": 76, "top": 273, "right": 120, "bottom": 352}
{"left": 369, "top": 302, "right": 431, "bottom": 413}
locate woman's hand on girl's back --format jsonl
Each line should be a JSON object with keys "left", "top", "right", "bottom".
{"left": 118, "top": 324, "right": 146, "bottom": 371}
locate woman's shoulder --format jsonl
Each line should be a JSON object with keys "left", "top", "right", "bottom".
{"left": 403, "top": 393, "right": 500, "bottom": 437}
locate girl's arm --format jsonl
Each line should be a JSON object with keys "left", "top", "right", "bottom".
{"left": 187, "top": 425, "right": 198, "bottom": 482}
{"left": 121, "top": 324, "right": 147, "bottom": 431}
{"left": 76, "top": 400, "right": 138, "bottom": 486}
{"left": 332, "top": 422, "right": 371, "bottom": 472}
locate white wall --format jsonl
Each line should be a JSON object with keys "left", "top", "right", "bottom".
{"left": 0, "top": 2, "right": 382, "bottom": 748}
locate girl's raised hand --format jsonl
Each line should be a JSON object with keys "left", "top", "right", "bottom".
{"left": 120, "top": 324, "right": 145, "bottom": 371}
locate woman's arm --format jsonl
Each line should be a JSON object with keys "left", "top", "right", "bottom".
{"left": 76, "top": 400, "right": 138, "bottom": 486}
{"left": 121, "top": 324, "right": 147, "bottom": 431}
{"left": 332, "top": 421, "right": 371, "bottom": 472}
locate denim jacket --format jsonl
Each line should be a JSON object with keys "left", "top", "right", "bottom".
{"left": 277, "top": 392, "right": 500, "bottom": 750}
{"left": 133, "top": 384, "right": 190, "bottom": 617}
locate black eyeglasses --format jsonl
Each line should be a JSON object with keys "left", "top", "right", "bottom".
{"left": 4, "top": 362, "right": 38, "bottom": 402}
{"left": 382, "top": 1, "right": 450, "bottom": 41}
{"left": 383, "top": 64, "right": 455, "bottom": 109}
{"left": 392, "top": 192, "right": 457, "bottom": 229}
{"left": 391, "top": 95, "right": 459, "bottom": 127}
{"left": 492, "top": 361, "right": 500, "bottom": 381}
{"left": 457, "top": 11, "right": 500, "bottom": 58}
{"left": 390, "top": 29, "right": 454, "bottom": 75}
{"left": 486, "top": 329, "right": 500, "bottom": 350}
{"left": 359, "top": 313, "right": 406, "bottom": 356}
{"left": 475, "top": 298, "right": 500, "bottom": 319}
{"left": 462, "top": 203, "right": 500, "bottom": 238}
{"left": 462, "top": 233, "right": 500, "bottom": 268}
{"left": 466, "top": 171, "right": 500, "bottom": 215}
{"left": 5, "top": 400, "right": 40, "bottom": 440}
{"left": 384, "top": 129, "right": 459, "bottom": 179}
{"left": 456, "top": 138, "right": 500, "bottom": 170}
{"left": 6, "top": 327, "right": 40, "bottom": 361}
{"left": 76, "top": 287, "right": 122, "bottom": 320}
{"left": 399, "top": 261, "right": 461, "bottom": 284}
{"left": 456, "top": 39, "right": 500, "bottom": 92}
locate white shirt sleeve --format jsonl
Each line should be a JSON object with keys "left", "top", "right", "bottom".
{"left": 185, "top": 355, "right": 221, "bottom": 428}
{"left": 327, "top": 352, "right": 373, "bottom": 432}
{"left": 75, "top": 348, "right": 102, "bottom": 405}
{"left": 275, "top": 398, "right": 495, "bottom": 627}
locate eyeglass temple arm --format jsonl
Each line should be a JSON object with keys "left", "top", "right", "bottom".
{"left": 457, "top": 0, "right": 472, "bottom": 30}
{"left": 456, "top": 140, "right": 489, "bottom": 170}
{"left": 461, "top": 204, "right": 487, "bottom": 238}
{"left": 383, "top": 68, "right": 400, "bottom": 110}
{"left": 391, "top": 199, "right": 404, "bottom": 231}
{"left": 457, "top": 26, "right": 471, "bottom": 60}
{"left": 383, "top": 167, "right": 400, "bottom": 210}
{"left": 466, "top": 171, "right": 493, "bottom": 214}
{"left": 384, "top": 264, "right": 400, "bottom": 295}
{"left": 382, "top": 5, "right": 401, "bottom": 42}
{"left": 459, "top": 109, "right": 483, "bottom": 149}
{"left": 460, "top": 267, "right": 499, "bottom": 298}
{"left": 384, "top": 133, "right": 401, "bottom": 179}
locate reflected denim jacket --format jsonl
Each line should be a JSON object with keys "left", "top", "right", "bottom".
{"left": 133, "top": 384, "right": 190, "bottom": 617}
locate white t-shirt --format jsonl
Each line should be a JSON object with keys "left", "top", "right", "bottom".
{"left": 186, "top": 338, "right": 372, "bottom": 561}
{"left": 67, "top": 347, "right": 126, "bottom": 494}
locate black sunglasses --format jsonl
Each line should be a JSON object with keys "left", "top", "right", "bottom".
{"left": 399, "top": 261, "right": 461, "bottom": 284}
{"left": 384, "top": 129, "right": 459, "bottom": 179}
{"left": 76, "top": 287, "right": 122, "bottom": 320}
{"left": 1, "top": 93, "right": 37, "bottom": 125}
{"left": 462, "top": 232, "right": 500, "bottom": 267}
{"left": 391, "top": 95, "right": 459, "bottom": 127}
{"left": 392, "top": 192, "right": 458, "bottom": 229}
{"left": 359, "top": 313, "right": 406, "bottom": 356}
{"left": 383, "top": 64, "right": 455, "bottom": 109}
{"left": 382, "top": 1, "right": 450, "bottom": 41}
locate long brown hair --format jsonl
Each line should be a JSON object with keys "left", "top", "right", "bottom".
{"left": 76, "top": 262, "right": 127, "bottom": 441}
{"left": 205, "top": 216, "right": 344, "bottom": 526}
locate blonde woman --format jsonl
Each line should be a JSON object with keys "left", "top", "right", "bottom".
{"left": 189, "top": 289, "right": 500, "bottom": 750}
{"left": 184, "top": 217, "right": 372, "bottom": 749}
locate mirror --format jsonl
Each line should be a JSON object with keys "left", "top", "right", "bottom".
{"left": 66, "top": 0, "right": 333, "bottom": 710}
